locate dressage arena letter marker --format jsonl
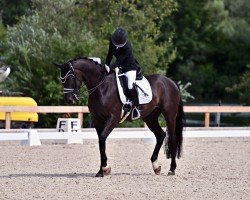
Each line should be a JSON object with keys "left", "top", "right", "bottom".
{"left": 71, "top": 121, "right": 78, "bottom": 132}
{"left": 58, "top": 120, "right": 66, "bottom": 132}
{"left": 56, "top": 118, "right": 83, "bottom": 144}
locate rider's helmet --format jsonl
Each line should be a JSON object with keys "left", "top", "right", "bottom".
{"left": 111, "top": 28, "right": 127, "bottom": 48}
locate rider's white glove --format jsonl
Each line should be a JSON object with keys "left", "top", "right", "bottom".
{"left": 105, "top": 64, "right": 110, "bottom": 73}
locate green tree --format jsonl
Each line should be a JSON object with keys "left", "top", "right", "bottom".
{"left": 227, "top": 67, "right": 250, "bottom": 105}
{"left": 223, "top": 0, "right": 250, "bottom": 100}
{"left": 0, "top": 0, "right": 32, "bottom": 26}
{"left": 0, "top": 20, "right": 7, "bottom": 54}
{"left": 166, "top": 0, "right": 250, "bottom": 101}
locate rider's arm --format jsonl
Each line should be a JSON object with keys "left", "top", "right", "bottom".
{"left": 110, "top": 53, "right": 128, "bottom": 69}
{"left": 109, "top": 42, "right": 131, "bottom": 69}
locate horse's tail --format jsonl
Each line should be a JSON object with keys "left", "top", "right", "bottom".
{"left": 175, "top": 98, "right": 185, "bottom": 158}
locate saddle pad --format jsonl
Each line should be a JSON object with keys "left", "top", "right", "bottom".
{"left": 115, "top": 69, "right": 152, "bottom": 105}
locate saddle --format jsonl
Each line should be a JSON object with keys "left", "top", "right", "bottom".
{"left": 115, "top": 68, "right": 152, "bottom": 122}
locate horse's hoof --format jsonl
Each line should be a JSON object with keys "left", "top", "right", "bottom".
{"left": 167, "top": 170, "right": 175, "bottom": 176}
{"left": 154, "top": 166, "right": 161, "bottom": 175}
{"left": 95, "top": 173, "right": 104, "bottom": 177}
{"left": 103, "top": 166, "right": 111, "bottom": 175}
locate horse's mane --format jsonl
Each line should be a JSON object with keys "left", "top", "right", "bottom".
{"left": 67, "top": 57, "right": 103, "bottom": 67}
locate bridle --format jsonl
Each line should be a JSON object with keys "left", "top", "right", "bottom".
{"left": 60, "top": 62, "right": 81, "bottom": 100}
{"left": 60, "top": 61, "right": 107, "bottom": 99}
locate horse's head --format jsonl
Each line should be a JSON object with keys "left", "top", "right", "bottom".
{"left": 54, "top": 62, "right": 82, "bottom": 104}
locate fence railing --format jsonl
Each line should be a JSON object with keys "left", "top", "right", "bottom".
{"left": 184, "top": 106, "right": 250, "bottom": 127}
{"left": 0, "top": 106, "right": 250, "bottom": 129}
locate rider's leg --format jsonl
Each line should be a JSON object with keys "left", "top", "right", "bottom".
{"left": 125, "top": 70, "right": 137, "bottom": 90}
{"left": 125, "top": 70, "right": 141, "bottom": 118}
{"left": 130, "top": 85, "right": 141, "bottom": 118}
{"left": 125, "top": 70, "right": 138, "bottom": 106}
{"left": 129, "top": 84, "right": 139, "bottom": 108}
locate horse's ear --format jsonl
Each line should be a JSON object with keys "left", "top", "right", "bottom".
{"left": 53, "top": 62, "right": 62, "bottom": 69}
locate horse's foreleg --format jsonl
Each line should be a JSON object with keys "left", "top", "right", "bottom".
{"left": 95, "top": 117, "right": 118, "bottom": 177}
{"left": 96, "top": 137, "right": 111, "bottom": 177}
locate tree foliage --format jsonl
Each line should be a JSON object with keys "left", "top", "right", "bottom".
{"left": 166, "top": 0, "right": 250, "bottom": 102}
{"left": 4, "top": 0, "right": 97, "bottom": 106}
{"left": 0, "top": 0, "right": 32, "bottom": 26}
{"left": 226, "top": 67, "right": 250, "bottom": 105}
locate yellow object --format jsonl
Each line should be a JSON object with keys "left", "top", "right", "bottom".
{"left": 0, "top": 97, "right": 38, "bottom": 122}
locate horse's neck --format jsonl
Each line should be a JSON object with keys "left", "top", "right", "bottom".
{"left": 77, "top": 60, "right": 103, "bottom": 90}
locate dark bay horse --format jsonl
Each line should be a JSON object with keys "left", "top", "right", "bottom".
{"left": 54, "top": 57, "right": 184, "bottom": 177}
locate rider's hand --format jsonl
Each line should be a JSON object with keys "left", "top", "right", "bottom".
{"left": 105, "top": 64, "right": 110, "bottom": 73}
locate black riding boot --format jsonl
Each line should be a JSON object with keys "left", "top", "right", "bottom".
{"left": 129, "top": 86, "right": 141, "bottom": 119}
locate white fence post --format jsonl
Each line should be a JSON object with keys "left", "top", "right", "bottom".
{"left": 21, "top": 130, "right": 41, "bottom": 146}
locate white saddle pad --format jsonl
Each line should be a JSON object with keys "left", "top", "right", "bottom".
{"left": 115, "top": 69, "right": 152, "bottom": 105}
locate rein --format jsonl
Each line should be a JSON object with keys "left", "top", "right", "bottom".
{"left": 88, "top": 75, "right": 107, "bottom": 96}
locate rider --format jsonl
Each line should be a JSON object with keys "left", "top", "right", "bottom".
{"left": 105, "top": 27, "right": 140, "bottom": 118}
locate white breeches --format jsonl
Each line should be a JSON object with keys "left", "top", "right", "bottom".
{"left": 125, "top": 70, "right": 136, "bottom": 89}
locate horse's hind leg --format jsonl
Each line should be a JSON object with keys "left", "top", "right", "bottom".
{"left": 163, "top": 111, "right": 178, "bottom": 175}
{"left": 144, "top": 109, "right": 166, "bottom": 175}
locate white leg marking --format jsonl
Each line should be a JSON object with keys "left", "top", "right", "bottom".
{"left": 102, "top": 164, "right": 110, "bottom": 171}
{"left": 152, "top": 160, "right": 160, "bottom": 170}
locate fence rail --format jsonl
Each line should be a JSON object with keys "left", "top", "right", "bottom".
{"left": 0, "top": 106, "right": 250, "bottom": 129}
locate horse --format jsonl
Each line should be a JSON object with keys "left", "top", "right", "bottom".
{"left": 54, "top": 57, "right": 185, "bottom": 177}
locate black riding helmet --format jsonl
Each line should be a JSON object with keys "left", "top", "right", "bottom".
{"left": 111, "top": 28, "right": 127, "bottom": 47}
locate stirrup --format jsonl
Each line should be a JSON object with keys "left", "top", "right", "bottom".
{"left": 132, "top": 107, "right": 141, "bottom": 120}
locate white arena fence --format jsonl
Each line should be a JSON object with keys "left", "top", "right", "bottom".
{"left": 0, "top": 105, "right": 250, "bottom": 146}
{"left": 0, "top": 127, "right": 250, "bottom": 146}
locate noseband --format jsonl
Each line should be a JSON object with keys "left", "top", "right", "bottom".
{"left": 60, "top": 62, "right": 81, "bottom": 100}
